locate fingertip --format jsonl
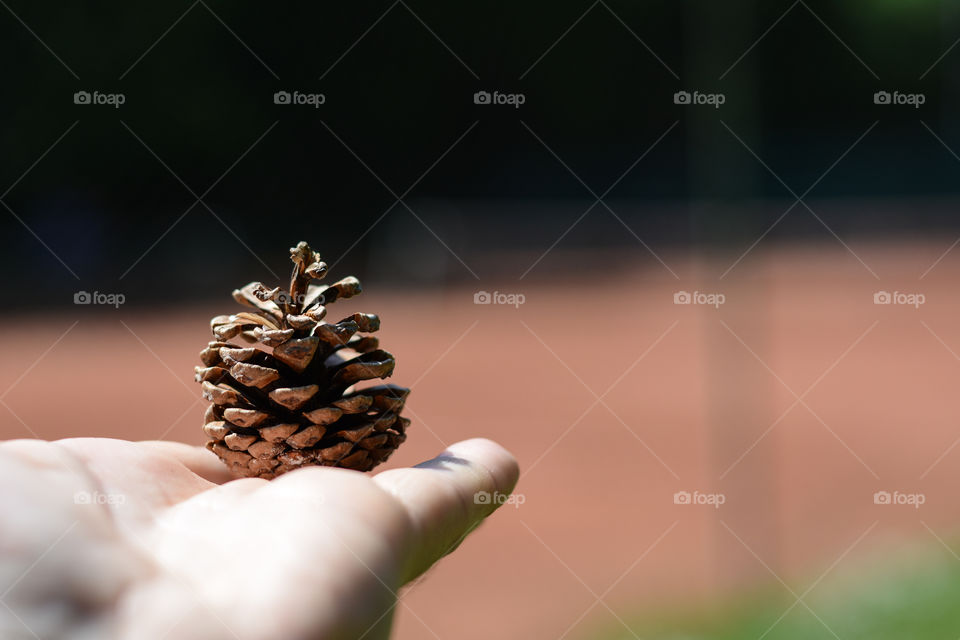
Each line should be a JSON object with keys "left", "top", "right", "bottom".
{"left": 137, "top": 440, "right": 235, "bottom": 485}
{"left": 435, "top": 438, "right": 520, "bottom": 498}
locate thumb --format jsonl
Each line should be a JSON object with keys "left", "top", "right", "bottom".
{"left": 373, "top": 438, "right": 520, "bottom": 583}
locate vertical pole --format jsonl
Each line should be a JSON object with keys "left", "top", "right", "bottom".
{"left": 685, "top": 0, "right": 781, "bottom": 593}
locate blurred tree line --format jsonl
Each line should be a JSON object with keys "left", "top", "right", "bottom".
{"left": 0, "top": 0, "right": 957, "bottom": 303}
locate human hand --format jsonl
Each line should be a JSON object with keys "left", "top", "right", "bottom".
{"left": 0, "top": 437, "right": 519, "bottom": 640}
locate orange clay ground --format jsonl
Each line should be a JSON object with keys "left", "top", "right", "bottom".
{"left": 4, "top": 241, "right": 960, "bottom": 640}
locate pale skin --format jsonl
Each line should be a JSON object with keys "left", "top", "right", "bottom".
{"left": 0, "top": 437, "right": 519, "bottom": 640}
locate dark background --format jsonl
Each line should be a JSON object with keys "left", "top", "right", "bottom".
{"left": 2, "top": 0, "right": 958, "bottom": 304}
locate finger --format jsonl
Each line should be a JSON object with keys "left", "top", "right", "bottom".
{"left": 373, "top": 438, "right": 520, "bottom": 583}
{"left": 137, "top": 440, "right": 235, "bottom": 485}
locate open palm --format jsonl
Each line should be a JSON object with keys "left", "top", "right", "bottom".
{"left": 0, "top": 437, "right": 518, "bottom": 640}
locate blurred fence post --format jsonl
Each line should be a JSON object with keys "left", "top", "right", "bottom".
{"left": 685, "top": 0, "right": 782, "bottom": 591}
{"left": 940, "top": 2, "right": 960, "bottom": 138}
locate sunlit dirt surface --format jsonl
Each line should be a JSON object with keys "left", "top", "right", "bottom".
{"left": 4, "top": 241, "right": 960, "bottom": 639}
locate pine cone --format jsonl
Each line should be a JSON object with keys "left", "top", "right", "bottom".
{"left": 196, "top": 242, "right": 410, "bottom": 479}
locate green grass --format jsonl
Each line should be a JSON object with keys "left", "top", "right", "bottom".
{"left": 591, "top": 543, "right": 960, "bottom": 640}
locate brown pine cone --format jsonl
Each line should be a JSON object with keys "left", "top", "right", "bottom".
{"left": 196, "top": 242, "right": 410, "bottom": 478}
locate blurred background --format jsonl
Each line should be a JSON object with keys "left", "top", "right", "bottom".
{"left": 4, "top": 1, "right": 960, "bottom": 638}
